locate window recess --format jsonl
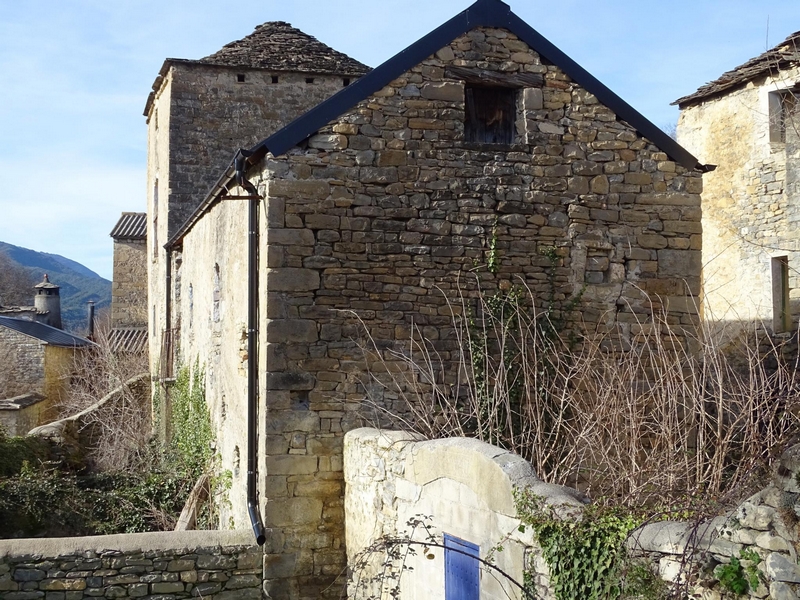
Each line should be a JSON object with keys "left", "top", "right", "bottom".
{"left": 769, "top": 89, "right": 799, "bottom": 143}
{"left": 465, "top": 86, "right": 516, "bottom": 145}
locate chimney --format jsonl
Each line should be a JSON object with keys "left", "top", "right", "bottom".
{"left": 34, "top": 274, "right": 62, "bottom": 329}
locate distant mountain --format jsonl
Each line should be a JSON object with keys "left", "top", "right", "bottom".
{"left": 0, "top": 241, "right": 111, "bottom": 333}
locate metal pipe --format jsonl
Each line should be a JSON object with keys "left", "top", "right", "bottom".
{"left": 235, "top": 149, "right": 267, "bottom": 546}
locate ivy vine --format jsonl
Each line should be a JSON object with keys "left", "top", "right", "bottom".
{"left": 515, "top": 488, "right": 642, "bottom": 600}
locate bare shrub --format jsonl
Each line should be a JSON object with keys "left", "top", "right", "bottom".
{"left": 58, "top": 323, "right": 150, "bottom": 472}
{"left": 361, "top": 282, "right": 800, "bottom": 508}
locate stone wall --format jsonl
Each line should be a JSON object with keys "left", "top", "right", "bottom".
{"left": 172, "top": 24, "right": 704, "bottom": 600}
{"left": 678, "top": 64, "right": 800, "bottom": 333}
{"left": 0, "top": 530, "right": 263, "bottom": 600}
{"left": 0, "top": 327, "right": 45, "bottom": 400}
{"left": 111, "top": 240, "right": 147, "bottom": 329}
{"left": 344, "top": 428, "right": 587, "bottom": 600}
{"left": 630, "top": 443, "right": 800, "bottom": 599}
{"left": 236, "top": 25, "right": 703, "bottom": 599}
{"left": 146, "top": 63, "right": 353, "bottom": 380}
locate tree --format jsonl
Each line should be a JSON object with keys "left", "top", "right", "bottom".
{"left": 0, "top": 252, "right": 35, "bottom": 307}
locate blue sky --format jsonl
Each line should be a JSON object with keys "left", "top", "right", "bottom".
{"left": 1, "top": 1, "right": 799, "bottom": 279}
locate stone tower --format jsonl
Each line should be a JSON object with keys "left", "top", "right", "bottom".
{"left": 144, "top": 21, "right": 370, "bottom": 378}
{"left": 34, "top": 274, "right": 61, "bottom": 330}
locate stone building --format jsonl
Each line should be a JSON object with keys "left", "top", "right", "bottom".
{"left": 109, "top": 212, "right": 148, "bottom": 354}
{"left": 0, "top": 315, "right": 93, "bottom": 436}
{"left": 154, "top": 0, "right": 709, "bottom": 597}
{"left": 676, "top": 31, "right": 800, "bottom": 334}
{"left": 144, "top": 21, "right": 370, "bottom": 379}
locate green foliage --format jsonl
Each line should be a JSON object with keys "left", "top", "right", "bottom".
{"left": 166, "top": 363, "right": 214, "bottom": 479}
{"left": 0, "top": 362, "right": 221, "bottom": 538}
{"left": 515, "top": 488, "right": 641, "bottom": 600}
{"left": 0, "top": 462, "right": 191, "bottom": 538}
{"left": 714, "top": 549, "right": 761, "bottom": 596}
{"left": 0, "top": 426, "right": 55, "bottom": 477}
{"left": 619, "top": 558, "right": 670, "bottom": 600}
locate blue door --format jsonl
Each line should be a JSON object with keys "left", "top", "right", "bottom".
{"left": 444, "top": 534, "right": 480, "bottom": 600}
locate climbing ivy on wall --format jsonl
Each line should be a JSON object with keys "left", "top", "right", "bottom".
{"left": 166, "top": 362, "right": 215, "bottom": 480}
{"left": 515, "top": 488, "right": 644, "bottom": 600}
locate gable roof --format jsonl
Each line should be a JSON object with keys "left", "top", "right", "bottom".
{"left": 144, "top": 22, "right": 370, "bottom": 118}
{"left": 675, "top": 31, "right": 800, "bottom": 108}
{"left": 167, "top": 0, "right": 706, "bottom": 250}
{"left": 110, "top": 212, "right": 147, "bottom": 241}
{"left": 0, "top": 316, "right": 94, "bottom": 348}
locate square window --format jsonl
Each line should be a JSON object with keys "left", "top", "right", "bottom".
{"left": 465, "top": 86, "right": 516, "bottom": 145}
{"left": 236, "top": 73, "right": 246, "bottom": 83}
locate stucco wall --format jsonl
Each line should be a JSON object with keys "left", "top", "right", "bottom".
{"left": 678, "top": 65, "right": 800, "bottom": 331}
{"left": 173, "top": 199, "right": 250, "bottom": 530}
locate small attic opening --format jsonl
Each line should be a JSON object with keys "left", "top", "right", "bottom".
{"left": 465, "top": 85, "right": 516, "bottom": 145}
{"left": 306, "top": 77, "right": 315, "bottom": 84}
{"left": 236, "top": 73, "right": 246, "bottom": 83}
{"left": 343, "top": 77, "right": 351, "bottom": 87}
{"left": 271, "top": 75, "right": 279, "bottom": 84}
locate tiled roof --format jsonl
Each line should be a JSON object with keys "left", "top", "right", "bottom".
{"left": 0, "top": 316, "right": 94, "bottom": 348}
{"left": 110, "top": 212, "right": 147, "bottom": 241}
{"left": 199, "top": 22, "right": 370, "bottom": 76}
{"left": 108, "top": 328, "right": 148, "bottom": 354}
{"left": 0, "top": 306, "right": 45, "bottom": 317}
{"left": 675, "top": 31, "right": 800, "bottom": 108}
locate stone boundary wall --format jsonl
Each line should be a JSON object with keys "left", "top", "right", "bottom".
{"left": 629, "top": 443, "right": 800, "bottom": 599}
{"left": 343, "top": 428, "right": 587, "bottom": 599}
{"left": 0, "top": 530, "right": 263, "bottom": 600}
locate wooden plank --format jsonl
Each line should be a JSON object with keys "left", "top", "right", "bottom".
{"left": 445, "top": 66, "right": 544, "bottom": 88}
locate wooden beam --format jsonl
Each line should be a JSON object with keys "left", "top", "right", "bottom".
{"left": 445, "top": 66, "right": 544, "bottom": 88}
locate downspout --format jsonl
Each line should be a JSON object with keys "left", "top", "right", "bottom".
{"left": 235, "top": 149, "right": 267, "bottom": 546}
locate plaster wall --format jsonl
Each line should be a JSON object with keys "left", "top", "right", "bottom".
{"left": 175, "top": 198, "right": 251, "bottom": 529}
{"left": 344, "top": 428, "right": 587, "bottom": 600}
{"left": 678, "top": 65, "right": 800, "bottom": 330}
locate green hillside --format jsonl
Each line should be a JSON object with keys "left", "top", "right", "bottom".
{"left": 0, "top": 242, "right": 111, "bottom": 333}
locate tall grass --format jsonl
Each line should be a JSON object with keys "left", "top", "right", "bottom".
{"left": 361, "top": 283, "right": 800, "bottom": 508}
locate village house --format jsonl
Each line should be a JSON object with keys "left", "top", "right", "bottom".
{"left": 676, "top": 31, "right": 800, "bottom": 334}
{"left": 145, "top": 0, "right": 710, "bottom": 597}
{"left": 144, "top": 20, "right": 370, "bottom": 383}
{"left": 108, "top": 212, "right": 148, "bottom": 355}
{"left": 0, "top": 277, "right": 93, "bottom": 436}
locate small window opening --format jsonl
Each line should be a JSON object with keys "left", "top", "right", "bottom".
{"left": 306, "top": 77, "right": 315, "bottom": 84}
{"left": 769, "top": 90, "right": 798, "bottom": 143}
{"left": 772, "top": 256, "right": 791, "bottom": 333}
{"left": 236, "top": 73, "right": 246, "bottom": 83}
{"left": 271, "top": 75, "right": 279, "bottom": 84}
{"left": 343, "top": 77, "right": 351, "bottom": 87}
{"left": 465, "top": 85, "right": 516, "bottom": 145}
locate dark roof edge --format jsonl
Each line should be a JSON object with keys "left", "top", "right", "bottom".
{"left": 167, "top": 0, "right": 704, "bottom": 248}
